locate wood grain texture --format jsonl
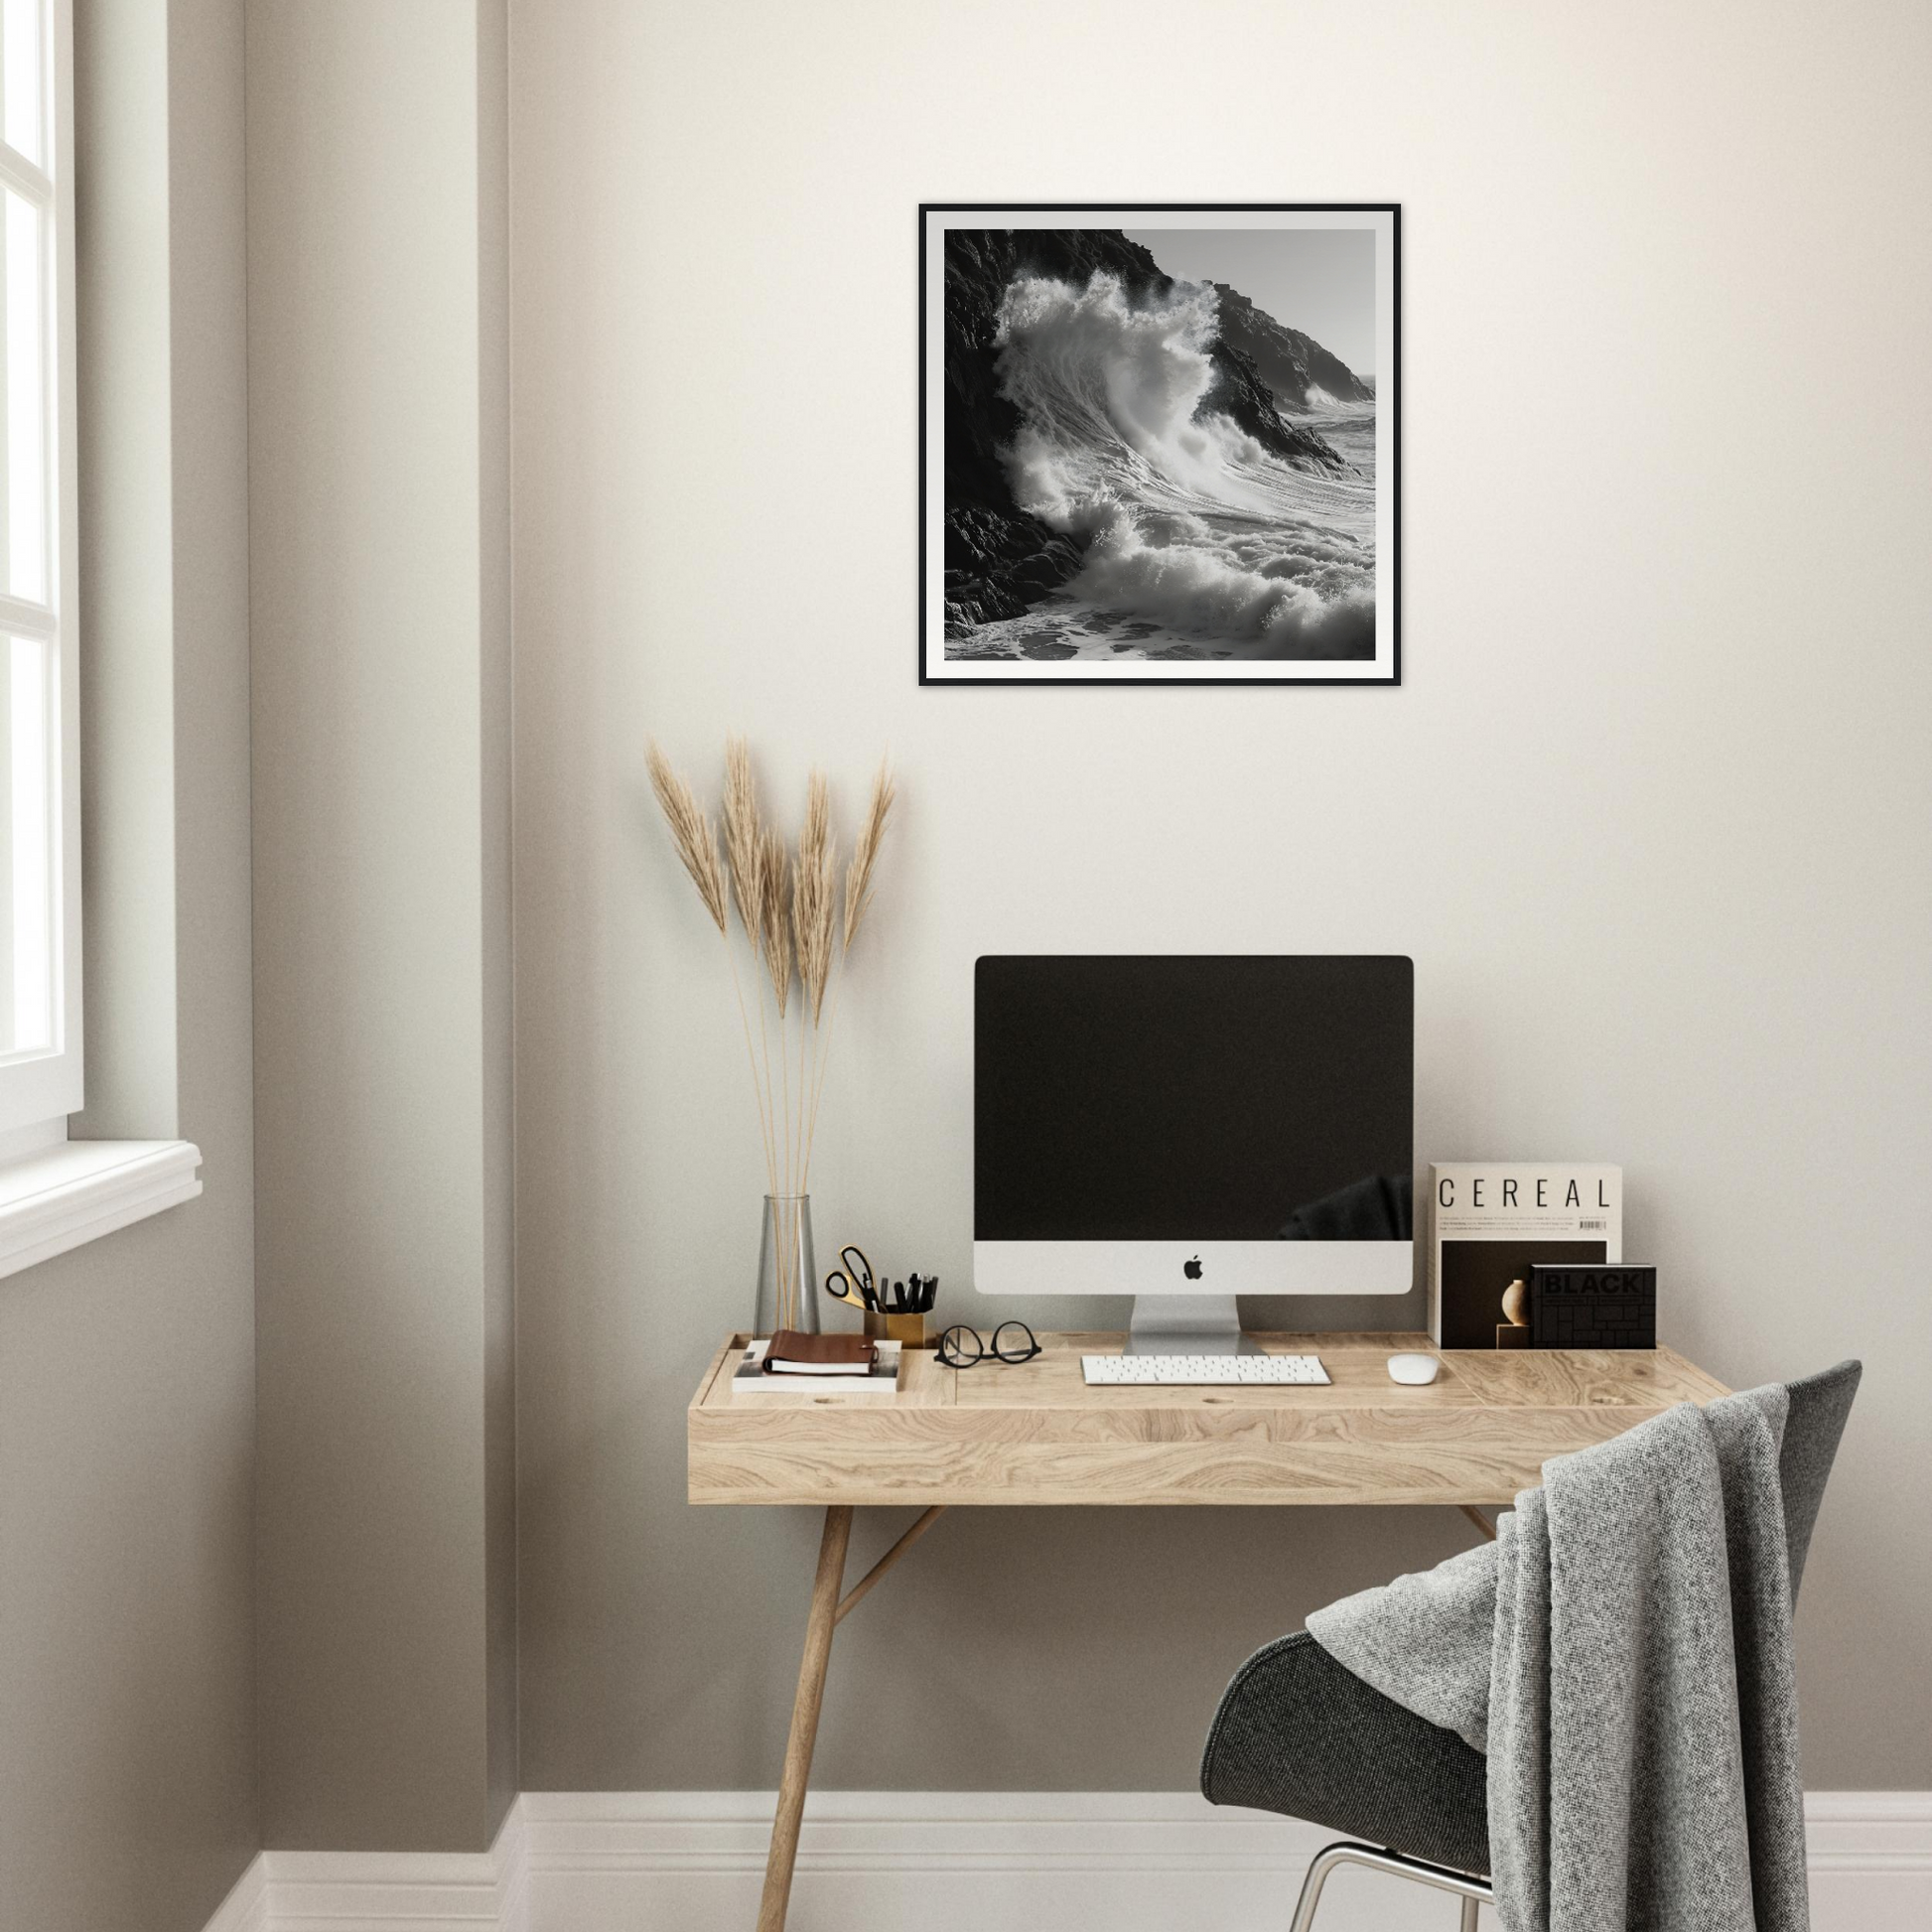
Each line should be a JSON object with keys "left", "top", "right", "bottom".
{"left": 756, "top": 1505, "right": 851, "bottom": 1932}
{"left": 689, "top": 1332, "right": 1731, "bottom": 1508}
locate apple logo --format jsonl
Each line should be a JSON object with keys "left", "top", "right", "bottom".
{"left": 1183, "top": 1255, "right": 1203, "bottom": 1280}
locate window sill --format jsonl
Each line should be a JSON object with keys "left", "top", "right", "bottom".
{"left": 0, "top": 1139, "right": 203, "bottom": 1282}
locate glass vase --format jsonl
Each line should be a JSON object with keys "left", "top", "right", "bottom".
{"left": 754, "top": 1193, "right": 818, "bottom": 1338}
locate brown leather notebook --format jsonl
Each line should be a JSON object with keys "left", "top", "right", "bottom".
{"left": 763, "top": 1329, "right": 878, "bottom": 1375}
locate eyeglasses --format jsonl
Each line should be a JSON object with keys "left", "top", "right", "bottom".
{"left": 937, "top": 1320, "right": 1040, "bottom": 1368}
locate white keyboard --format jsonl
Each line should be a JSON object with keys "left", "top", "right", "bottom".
{"left": 1081, "top": 1352, "right": 1329, "bottom": 1386}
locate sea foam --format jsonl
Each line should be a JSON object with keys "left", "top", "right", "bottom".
{"left": 992, "top": 271, "right": 1376, "bottom": 659}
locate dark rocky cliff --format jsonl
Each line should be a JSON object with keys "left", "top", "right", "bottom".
{"left": 1209, "top": 280, "right": 1374, "bottom": 409}
{"left": 940, "top": 228, "right": 1345, "bottom": 634}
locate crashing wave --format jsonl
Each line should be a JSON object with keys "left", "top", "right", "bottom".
{"left": 990, "top": 271, "right": 1375, "bottom": 659}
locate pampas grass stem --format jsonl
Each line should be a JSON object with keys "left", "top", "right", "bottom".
{"left": 645, "top": 742, "right": 728, "bottom": 935}
{"left": 647, "top": 740, "right": 895, "bottom": 1292}
{"left": 843, "top": 759, "right": 896, "bottom": 950}
{"left": 802, "top": 758, "right": 894, "bottom": 1192}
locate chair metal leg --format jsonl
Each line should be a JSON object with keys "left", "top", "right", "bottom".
{"left": 1286, "top": 1846, "right": 1341, "bottom": 1932}
{"left": 1288, "top": 1841, "right": 1493, "bottom": 1932}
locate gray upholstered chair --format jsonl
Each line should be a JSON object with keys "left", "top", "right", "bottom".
{"left": 1200, "top": 1361, "right": 1862, "bottom": 1930}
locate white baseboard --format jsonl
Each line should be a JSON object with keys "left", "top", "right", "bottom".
{"left": 202, "top": 1808, "right": 527, "bottom": 1932}
{"left": 202, "top": 1852, "right": 268, "bottom": 1932}
{"left": 201, "top": 1789, "right": 1932, "bottom": 1932}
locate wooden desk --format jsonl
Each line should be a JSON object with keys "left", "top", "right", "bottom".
{"left": 688, "top": 1331, "right": 1728, "bottom": 1931}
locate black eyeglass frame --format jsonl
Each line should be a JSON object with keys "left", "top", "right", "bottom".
{"left": 936, "top": 1320, "right": 1041, "bottom": 1368}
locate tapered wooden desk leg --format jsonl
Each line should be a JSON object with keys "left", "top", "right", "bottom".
{"left": 757, "top": 1504, "right": 853, "bottom": 1932}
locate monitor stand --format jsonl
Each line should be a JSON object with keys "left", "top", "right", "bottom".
{"left": 1124, "top": 1294, "right": 1258, "bottom": 1356}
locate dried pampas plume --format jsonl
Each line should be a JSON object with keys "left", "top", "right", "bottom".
{"left": 644, "top": 741, "right": 727, "bottom": 935}
{"left": 793, "top": 772, "right": 836, "bottom": 1024}
{"left": 644, "top": 735, "right": 897, "bottom": 1324}
{"left": 759, "top": 825, "right": 793, "bottom": 1018}
{"left": 722, "top": 735, "right": 764, "bottom": 940}
{"left": 843, "top": 759, "right": 896, "bottom": 950}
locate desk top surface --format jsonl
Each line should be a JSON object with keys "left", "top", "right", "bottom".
{"left": 688, "top": 1331, "right": 1728, "bottom": 1509}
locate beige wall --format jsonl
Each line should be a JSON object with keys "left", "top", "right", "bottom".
{"left": 249, "top": 0, "right": 515, "bottom": 1853}
{"left": 0, "top": 1, "right": 259, "bottom": 1928}
{"left": 510, "top": 0, "right": 1932, "bottom": 1794}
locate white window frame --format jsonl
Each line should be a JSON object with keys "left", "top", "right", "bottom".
{"left": 0, "top": 0, "right": 78, "bottom": 1141}
{"left": 0, "top": 0, "right": 200, "bottom": 1278}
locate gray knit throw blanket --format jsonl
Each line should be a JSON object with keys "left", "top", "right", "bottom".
{"left": 1307, "top": 1388, "right": 1809, "bottom": 1932}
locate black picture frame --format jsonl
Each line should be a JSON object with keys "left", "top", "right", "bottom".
{"left": 919, "top": 203, "right": 1401, "bottom": 688}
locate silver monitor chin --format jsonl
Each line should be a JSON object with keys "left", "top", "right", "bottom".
{"left": 973, "top": 956, "right": 1417, "bottom": 1356}
{"left": 971, "top": 1240, "right": 1415, "bottom": 1353}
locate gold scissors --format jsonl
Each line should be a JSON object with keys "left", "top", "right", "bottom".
{"left": 824, "top": 1244, "right": 878, "bottom": 1312}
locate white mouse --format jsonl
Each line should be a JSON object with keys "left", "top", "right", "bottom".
{"left": 1387, "top": 1352, "right": 1442, "bottom": 1386}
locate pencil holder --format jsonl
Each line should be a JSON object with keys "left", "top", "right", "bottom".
{"left": 866, "top": 1310, "right": 927, "bottom": 1348}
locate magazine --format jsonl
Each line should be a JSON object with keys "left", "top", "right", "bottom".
{"left": 1428, "top": 1164, "right": 1621, "bottom": 1348}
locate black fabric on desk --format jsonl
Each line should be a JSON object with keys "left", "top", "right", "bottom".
{"left": 1199, "top": 1629, "right": 1491, "bottom": 1876}
{"left": 1277, "top": 1172, "right": 1413, "bottom": 1242}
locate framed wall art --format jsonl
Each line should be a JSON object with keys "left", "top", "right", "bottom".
{"left": 920, "top": 204, "right": 1400, "bottom": 686}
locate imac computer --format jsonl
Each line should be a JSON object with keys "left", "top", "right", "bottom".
{"left": 973, "top": 955, "right": 1414, "bottom": 1354}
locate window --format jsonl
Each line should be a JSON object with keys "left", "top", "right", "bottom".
{"left": 0, "top": 0, "right": 200, "bottom": 1272}
{"left": 0, "top": 0, "right": 75, "bottom": 1143}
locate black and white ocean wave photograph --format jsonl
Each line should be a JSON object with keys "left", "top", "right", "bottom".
{"left": 920, "top": 206, "right": 1399, "bottom": 685}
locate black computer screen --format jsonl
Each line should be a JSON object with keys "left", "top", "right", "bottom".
{"left": 974, "top": 956, "right": 1414, "bottom": 1241}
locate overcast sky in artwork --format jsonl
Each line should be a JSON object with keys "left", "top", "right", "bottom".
{"left": 1124, "top": 226, "right": 1377, "bottom": 378}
